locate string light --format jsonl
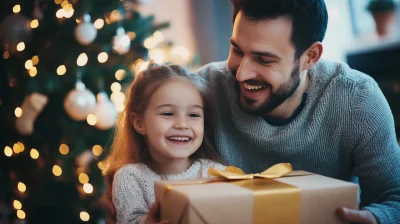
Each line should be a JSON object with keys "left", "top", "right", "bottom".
{"left": 13, "top": 5, "right": 21, "bottom": 13}
{"left": 32, "top": 56, "right": 39, "bottom": 65}
{"left": 3, "top": 51, "right": 10, "bottom": 59}
{"left": 149, "top": 48, "right": 165, "bottom": 64}
{"left": 54, "top": 0, "right": 63, "bottom": 4}
{"left": 18, "top": 182, "right": 26, "bottom": 192}
{"left": 17, "top": 210, "right": 26, "bottom": 219}
{"left": 30, "top": 19, "right": 39, "bottom": 28}
{"left": 17, "top": 42, "right": 25, "bottom": 51}
{"left": 111, "top": 92, "right": 125, "bottom": 104}
{"left": 4, "top": 146, "right": 13, "bottom": 157}
{"left": 57, "top": 65, "right": 67, "bottom": 75}
{"left": 153, "top": 31, "right": 164, "bottom": 43}
{"left": 30, "top": 148, "right": 39, "bottom": 159}
{"left": 83, "top": 183, "right": 93, "bottom": 194}
{"left": 29, "top": 67, "right": 37, "bottom": 77}
{"left": 77, "top": 53, "right": 88, "bottom": 66}
{"left": 97, "top": 52, "right": 108, "bottom": 63}
{"left": 59, "top": 144, "right": 69, "bottom": 155}
{"left": 80, "top": 211, "right": 90, "bottom": 222}
{"left": 115, "top": 69, "right": 126, "bottom": 80}
{"left": 56, "top": 9, "right": 64, "bottom": 18}
{"left": 115, "top": 103, "right": 125, "bottom": 113}
{"left": 13, "top": 200, "right": 22, "bottom": 210}
{"left": 87, "top": 114, "right": 97, "bottom": 126}
{"left": 16, "top": 142, "right": 25, "bottom": 153}
{"left": 144, "top": 37, "right": 157, "bottom": 49}
{"left": 64, "top": 9, "right": 74, "bottom": 18}
{"left": 110, "top": 10, "right": 122, "bottom": 22}
{"left": 92, "top": 145, "right": 103, "bottom": 156}
{"left": 25, "top": 60, "right": 33, "bottom": 69}
{"left": 79, "top": 173, "right": 89, "bottom": 184}
{"left": 15, "top": 107, "right": 22, "bottom": 117}
{"left": 111, "top": 82, "right": 121, "bottom": 92}
{"left": 94, "top": 19, "right": 104, "bottom": 29}
{"left": 127, "top": 32, "right": 136, "bottom": 41}
{"left": 52, "top": 165, "right": 62, "bottom": 176}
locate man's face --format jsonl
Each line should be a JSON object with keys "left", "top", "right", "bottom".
{"left": 227, "top": 11, "right": 301, "bottom": 114}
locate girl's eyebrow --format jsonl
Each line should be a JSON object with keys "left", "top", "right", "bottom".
{"left": 154, "top": 104, "right": 203, "bottom": 109}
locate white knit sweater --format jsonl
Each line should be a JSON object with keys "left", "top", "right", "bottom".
{"left": 112, "top": 159, "right": 226, "bottom": 224}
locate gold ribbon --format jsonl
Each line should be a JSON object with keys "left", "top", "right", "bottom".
{"left": 162, "top": 163, "right": 300, "bottom": 224}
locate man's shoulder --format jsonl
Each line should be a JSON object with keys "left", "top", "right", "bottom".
{"left": 195, "top": 61, "right": 230, "bottom": 79}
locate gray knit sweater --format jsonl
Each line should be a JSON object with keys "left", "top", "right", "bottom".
{"left": 197, "top": 59, "right": 400, "bottom": 223}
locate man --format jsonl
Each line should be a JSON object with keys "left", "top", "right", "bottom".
{"left": 101, "top": 0, "right": 400, "bottom": 223}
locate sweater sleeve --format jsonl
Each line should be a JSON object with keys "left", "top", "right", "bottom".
{"left": 112, "top": 166, "right": 148, "bottom": 224}
{"left": 349, "top": 79, "right": 400, "bottom": 223}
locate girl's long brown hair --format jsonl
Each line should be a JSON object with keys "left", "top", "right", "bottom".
{"left": 101, "top": 64, "right": 222, "bottom": 188}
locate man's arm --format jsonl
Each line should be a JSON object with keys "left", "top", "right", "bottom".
{"left": 349, "top": 78, "right": 400, "bottom": 224}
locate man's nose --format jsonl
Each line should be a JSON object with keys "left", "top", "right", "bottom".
{"left": 236, "top": 57, "right": 257, "bottom": 82}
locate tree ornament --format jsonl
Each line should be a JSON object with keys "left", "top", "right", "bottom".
{"left": 0, "top": 14, "right": 31, "bottom": 51}
{"left": 15, "top": 93, "right": 49, "bottom": 136}
{"left": 94, "top": 92, "right": 117, "bottom": 130}
{"left": 74, "top": 14, "right": 97, "bottom": 45}
{"left": 112, "top": 27, "right": 131, "bottom": 55}
{"left": 64, "top": 81, "right": 96, "bottom": 121}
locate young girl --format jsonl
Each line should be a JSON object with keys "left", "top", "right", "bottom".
{"left": 101, "top": 64, "right": 226, "bottom": 224}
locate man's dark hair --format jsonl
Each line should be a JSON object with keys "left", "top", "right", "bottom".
{"left": 231, "top": 0, "right": 328, "bottom": 59}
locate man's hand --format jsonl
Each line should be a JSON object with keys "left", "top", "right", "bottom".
{"left": 145, "top": 202, "right": 169, "bottom": 224}
{"left": 99, "top": 191, "right": 116, "bottom": 224}
{"left": 337, "top": 208, "right": 378, "bottom": 224}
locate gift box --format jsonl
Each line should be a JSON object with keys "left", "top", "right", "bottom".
{"left": 154, "top": 163, "right": 359, "bottom": 224}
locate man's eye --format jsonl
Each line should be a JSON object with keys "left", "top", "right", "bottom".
{"left": 258, "top": 58, "right": 273, "bottom": 65}
{"left": 189, "top": 113, "right": 201, "bottom": 118}
{"left": 232, "top": 48, "right": 243, "bottom": 56}
{"left": 160, "top": 112, "right": 173, "bottom": 116}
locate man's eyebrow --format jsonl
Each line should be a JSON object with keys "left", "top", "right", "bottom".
{"left": 230, "top": 38, "right": 281, "bottom": 60}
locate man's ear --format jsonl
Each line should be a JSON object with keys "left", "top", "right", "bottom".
{"left": 301, "top": 41, "right": 323, "bottom": 71}
{"left": 130, "top": 113, "right": 146, "bottom": 135}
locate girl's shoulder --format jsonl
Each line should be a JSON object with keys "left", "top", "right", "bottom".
{"left": 114, "top": 163, "right": 157, "bottom": 181}
{"left": 198, "top": 159, "right": 227, "bottom": 178}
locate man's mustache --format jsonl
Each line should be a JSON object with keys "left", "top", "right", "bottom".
{"left": 231, "top": 70, "right": 270, "bottom": 87}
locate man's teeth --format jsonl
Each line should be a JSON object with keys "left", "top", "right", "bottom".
{"left": 168, "top": 137, "right": 191, "bottom": 141}
{"left": 244, "top": 83, "right": 266, "bottom": 90}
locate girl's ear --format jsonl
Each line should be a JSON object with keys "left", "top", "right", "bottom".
{"left": 130, "top": 112, "right": 146, "bottom": 135}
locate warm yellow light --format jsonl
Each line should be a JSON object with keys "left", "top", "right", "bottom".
{"left": 79, "top": 173, "right": 89, "bottom": 184}
{"left": 29, "top": 67, "right": 37, "bottom": 77}
{"left": 59, "top": 144, "right": 69, "bottom": 155}
{"left": 64, "top": 9, "right": 74, "bottom": 18}
{"left": 116, "top": 103, "right": 125, "bottom": 113}
{"left": 153, "top": 31, "right": 164, "bottom": 43}
{"left": 144, "top": 37, "right": 157, "bottom": 49}
{"left": 149, "top": 48, "right": 165, "bottom": 64}
{"left": 110, "top": 10, "right": 122, "bottom": 22}
{"left": 30, "top": 19, "right": 39, "bottom": 28}
{"left": 80, "top": 211, "right": 90, "bottom": 221}
{"left": 92, "top": 145, "right": 103, "bottom": 156}
{"left": 97, "top": 52, "right": 108, "bottom": 63}
{"left": 13, "top": 200, "right": 22, "bottom": 210}
{"left": 83, "top": 183, "right": 93, "bottom": 194}
{"left": 62, "top": 3, "right": 73, "bottom": 11}
{"left": 94, "top": 19, "right": 104, "bottom": 29}
{"left": 17, "top": 210, "right": 26, "bottom": 219}
{"left": 110, "top": 92, "right": 125, "bottom": 104}
{"left": 115, "top": 69, "right": 126, "bottom": 81}
{"left": 13, "top": 143, "right": 21, "bottom": 154}
{"left": 137, "top": 60, "right": 150, "bottom": 73}
{"left": 111, "top": 82, "right": 121, "bottom": 93}
{"left": 57, "top": 65, "right": 67, "bottom": 76}
{"left": 55, "top": 0, "right": 63, "bottom": 4}
{"left": 87, "top": 114, "right": 97, "bottom": 126}
{"left": 32, "top": 56, "right": 39, "bottom": 65}
{"left": 77, "top": 53, "right": 88, "bottom": 66}
{"left": 61, "top": 0, "right": 69, "bottom": 7}
{"left": 17, "top": 142, "right": 25, "bottom": 152}
{"left": 3, "top": 51, "right": 10, "bottom": 59}
{"left": 13, "top": 5, "right": 21, "bottom": 13}
{"left": 127, "top": 32, "right": 136, "bottom": 40}
{"left": 52, "top": 165, "right": 62, "bottom": 176}
{"left": 18, "top": 182, "right": 26, "bottom": 192}
{"left": 4, "top": 146, "right": 13, "bottom": 157}
{"left": 15, "top": 107, "right": 22, "bottom": 117}
{"left": 76, "top": 18, "right": 82, "bottom": 24}
{"left": 25, "top": 60, "right": 33, "bottom": 69}
{"left": 17, "top": 42, "right": 25, "bottom": 51}
{"left": 30, "top": 148, "right": 39, "bottom": 159}
{"left": 56, "top": 9, "right": 64, "bottom": 18}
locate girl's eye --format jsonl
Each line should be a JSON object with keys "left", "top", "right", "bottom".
{"left": 160, "top": 112, "right": 173, "bottom": 116}
{"left": 189, "top": 113, "right": 201, "bottom": 118}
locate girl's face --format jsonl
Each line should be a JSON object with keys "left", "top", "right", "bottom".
{"left": 133, "top": 77, "right": 205, "bottom": 164}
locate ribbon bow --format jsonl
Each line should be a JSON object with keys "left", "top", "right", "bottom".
{"left": 208, "top": 163, "right": 293, "bottom": 179}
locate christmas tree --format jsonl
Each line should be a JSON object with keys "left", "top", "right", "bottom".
{"left": 0, "top": 0, "right": 193, "bottom": 223}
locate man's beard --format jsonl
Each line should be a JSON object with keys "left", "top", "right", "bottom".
{"left": 234, "top": 62, "right": 301, "bottom": 115}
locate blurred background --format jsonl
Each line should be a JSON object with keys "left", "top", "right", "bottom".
{"left": 0, "top": 0, "right": 399, "bottom": 223}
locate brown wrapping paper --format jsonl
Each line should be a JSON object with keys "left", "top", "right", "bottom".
{"left": 154, "top": 171, "right": 359, "bottom": 224}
